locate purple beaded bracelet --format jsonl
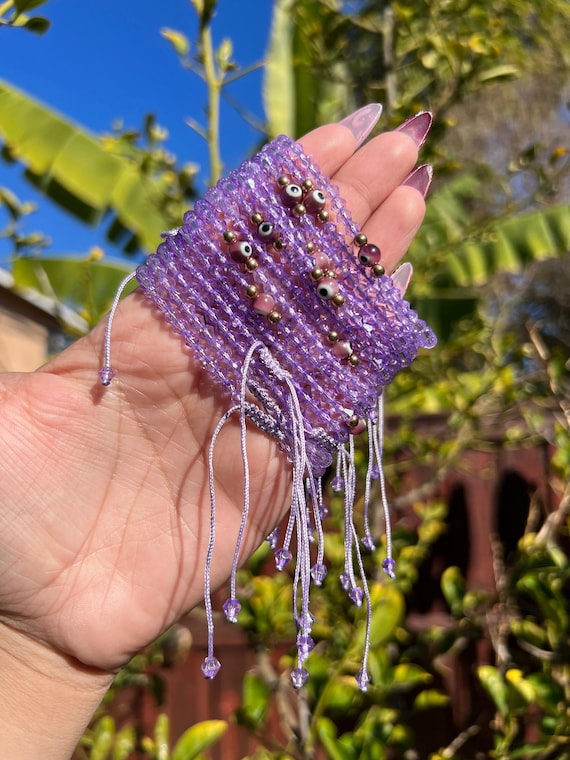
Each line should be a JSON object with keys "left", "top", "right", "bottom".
{"left": 100, "top": 134, "right": 436, "bottom": 691}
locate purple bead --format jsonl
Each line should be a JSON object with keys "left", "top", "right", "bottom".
{"left": 222, "top": 598, "right": 241, "bottom": 623}
{"left": 382, "top": 557, "right": 396, "bottom": 579}
{"left": 355, "top": 668, "right": 371, "bottom": 692}
{"left": 275, "top": 548, "right": 293, "bottom": 571}
{"left": 310, "top": 562, "right": 328, "bottom": 586}
{"left": 348, "top": 586, "right": 364, "bottom": 607}
{"left": 201, "top": 656, "right": 221, "bottom": 679}
{"left": 339, "top": 572, "right": 351, "bottom": 591}
{"left": 296, "top": 611, "right": 314, "bottom": 630}
{"left": 98, "top": 366, "right": 115, "bottom": 386}
{"left": 361, "top": 534, "right": 376, "bottom": 552}
{"left": 331, "top": 476, "right": 344, "bottom": 493}
{"left": 297, "top": 635, "right": 315, "bottom": 662}
{"left": 266, "top": 528, "right": 279, "bottom": 549}
{"left": 291, "top": 666, "right": 309, "bottom": 689}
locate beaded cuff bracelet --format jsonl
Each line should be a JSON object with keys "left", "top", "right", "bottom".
{"left": 100, "top": 134, "right": 436, "bottom": 691}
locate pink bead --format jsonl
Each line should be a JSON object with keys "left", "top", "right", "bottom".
{"left": 358, "top": 243, "right": 381, "bottom": 267}
{"left": 229, "top": 240, "right": 253, "bottom": 262}
{"left": 253, "top": 293, "right": 275, "bottom": 316}
{"left": 349, "top": 418, "right": 366, "bottom": 436}
{"left": 281, "top": 183, "right": 304, "bottom": 208}
{"left": 313, "top": 250, "right": 330, "bottom": 269}
{"left": 332, "top": 340, "right": 353, "bottom": 359}
{"left": 316, "top": 277, "right": 339, "bottom": 300}
{"left": 304, "top": 189, "right": 327, "bottom": 213}
{"left": 256, "top": 221, "right": 278, "bottom": 243}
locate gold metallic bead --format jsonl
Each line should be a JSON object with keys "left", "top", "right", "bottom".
{"left": 245, "top": 258, "right": 259, "bottom": 272}
{"left": 310, "top": 267, "right": 324, "bottom": 281}
{"left": 268, "top": 310, "right": 282, "bottom": 325}
{"left": 273, "top": 238, "right": 285, "bottom": 250}
{"left": 372, "top": 264, "right": 385, "bottom": 277}
{"left": 223, "top": 230, "right": 237, "bottom": 244}
{"left": 325, "top": 269, "right": 337, "bottom": 279}
{"left": 306, "top": 242, "right": 316, "bottom": 253}
{"left": 348, "top": 354, "right": 360, "bottom": 367}
{"left": 327, "top": 330, "right": 340, "bottom": 343}
{"left": 293, "top": 203, "right": 307, "bottom": 217}
{"left": 332, "top": 294, "right": 345, "bottom": 308}
{"left": 348, "top": 414, "right": 360, "bottom": 429}
{"left": 245, "top": 284, "right": 259, "bottom": 298}
{"left": 316, "top": 210, "right": 330, "bottom": 224}
{"left": 301, "top": 179, "right": 314, "bottom": 192}
{"left": 277, "top": 175, "right": 290, "bottom": 187}
{"left": 354, "top": 233, "right": 367, "bottom": 247}
{"left": 251, "top": 212, "right": 263, "bottom": 226}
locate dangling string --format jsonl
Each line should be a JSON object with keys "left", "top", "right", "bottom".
{"left": 202, "top": 404, "right": 241, "bottom": 678}
{"left": 98, "top": 271, "right": 137, "bottom": 386}
{"left": 372, "top": 394, "right": 395, "bottom": 578}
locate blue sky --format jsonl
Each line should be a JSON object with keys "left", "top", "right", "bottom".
{"left": 0, "top": 0, "right": 275, "bottom": 264}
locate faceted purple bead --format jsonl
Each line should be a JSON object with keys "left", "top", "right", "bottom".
{"left": 382, "top": 557, "right": 396, "bottom": 579}
{"left": 339, "top": 572, "right": 351, "bottom": 591}
{"left": 331, "top": 476, "right": 344, "bottom": 493}
{"left": 266, "top": 528, "right": 279, "bottom": 550}
{"left": 297, "top": 635, "right": 315, "bottom": 662}
{"left": 98, "top": 366, "right": 115, "bottom": 386}
{"left": 291, "top": 666, "right": 309, "bottom": 689}
{"left": 296, "top": 610, "right": 314, "bottom": 630}
{"left": 348, "top": 586, "right": 364, "bottom": 607}
{"left": 361, "top": 534, "right": 376, "bottom": 552}
{"left": 222, "top": 598, "right": 241, "bottom": 623}
{"left": 355, "top": 668, "right": 371, "bottom": 692}
{"left": 201, "top": 656, "right": 221, "bottom": 679}
{"left": 275, "top": 548, "right": 293, "bottom": 571}
{"left": 310, "top": 562, "right": 328, "bottom": 586}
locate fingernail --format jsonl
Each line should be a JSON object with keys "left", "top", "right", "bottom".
{"left": 395, "top": 111, "right": 432, "bottom": 148}
{"left": 391, "top": 262, "right": 413, "bottom": 296}
{"left": 339, "top": 104, "right": 383, "bottom": 148}
{"left": 403, "top": 164, "right": 433, "bottom": 198}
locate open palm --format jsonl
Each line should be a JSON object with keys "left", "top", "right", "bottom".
{"left": 0, "top": 124, "right": 425, "bottom": 675}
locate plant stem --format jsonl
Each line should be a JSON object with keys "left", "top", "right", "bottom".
{"left": 200, "top": 24, "right": 222, "bottom": 186}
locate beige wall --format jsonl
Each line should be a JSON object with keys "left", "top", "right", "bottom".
{"left": 0, "top": 306, "right": 49, "bottom": 372}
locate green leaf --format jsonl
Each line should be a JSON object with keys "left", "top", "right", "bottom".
{"left": 316, "top": 718, "right": 356, "bottom": 760}
{"left": 21, "top": 14, "right": 50, "bottom": 33}
{"left": 11, "top": 255, "right": 135, "bottom": 328}
{"left": 413, "top": 689, "right": 451, "bottom": 710}
{"left": 113, "top": 725, "right": 137, "bottom": 760}
{"left": 235, "top": 672, "right": 270, "bottom": 730}
{"left": 13, "top": 0, "right": 48, "bottom": 12}
{"left": 91, "top": 716, "right": 115, "bottom": 760}
{"left": 0, "top": 80, "right": 169, "bottom": 251}
{"left": 350, "top": 583, "right": 404, "bottom": 657}
{"left": 441, "top": 566, "right": 466, "bottom": 617}
{"left": 392, "top": 663, "right": 432, "bottom": 689}
{"left": 161, "top": 27, "right": 190, "bottom": 59}
{"left": 171, "top": 720, "right": 227, "bottom": 760}
{"left": 154, "top": 714, "right": 170, "bottom": 760}
{"left": 477, "top": 665, "right": 509, "bottom": 716}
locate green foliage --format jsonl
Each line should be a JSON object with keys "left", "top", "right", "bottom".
{"left": 0, "top": 0, "right": 50, "bottom": 33}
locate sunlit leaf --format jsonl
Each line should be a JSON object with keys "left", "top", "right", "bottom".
{"left": 171, "top": 720, "right": 227, "bottom": 760}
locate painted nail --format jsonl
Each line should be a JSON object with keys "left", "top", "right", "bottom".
{"left": 339, "top": 104, "right": 383, "bottom": 148}
{"left": 391, "top": 262, "right": 413, "bottom": 296}
{"left": 395, "top": 111, "right": 433, "bottom": 148}
{"left": 402, "top": 164, "right": 433, "bottom": 198}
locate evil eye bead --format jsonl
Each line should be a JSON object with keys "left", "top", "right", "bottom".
{"left": 229, "top": 240, "right": 254, "bottom": 262}
{"left": 304, "top": 189, "right": 326, "bottom": 213}
{"left": 316, "top": 277, "right": 339, "bottom": 300}
{"left": 281, "top": 183, "right": 304, "bottom": 208}
{"left": 257, "top": 221, "right": 278, "bottom": 243}
{"left": 358, "top": 243, "right": 381, "bottom": 267}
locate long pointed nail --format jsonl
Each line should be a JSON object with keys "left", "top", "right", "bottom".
{"left": 391, "top": 262, "right": 413, "bottom": 296}
{"left": 403, "top": 164, "right": 433, "bottom": 197}
{"left": 339, "top": 104, "right": 383, "bottom": 148}
{"left": 395, "top": 111, "right": 432, "bottom": 148}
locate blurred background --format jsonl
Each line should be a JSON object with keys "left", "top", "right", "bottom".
{"left": 1, "top": 1, "right": 568, "bottom": 758}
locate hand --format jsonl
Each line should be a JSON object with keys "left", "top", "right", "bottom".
{"left": 0, "top": 117, "right": 428, "bottom": 757}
